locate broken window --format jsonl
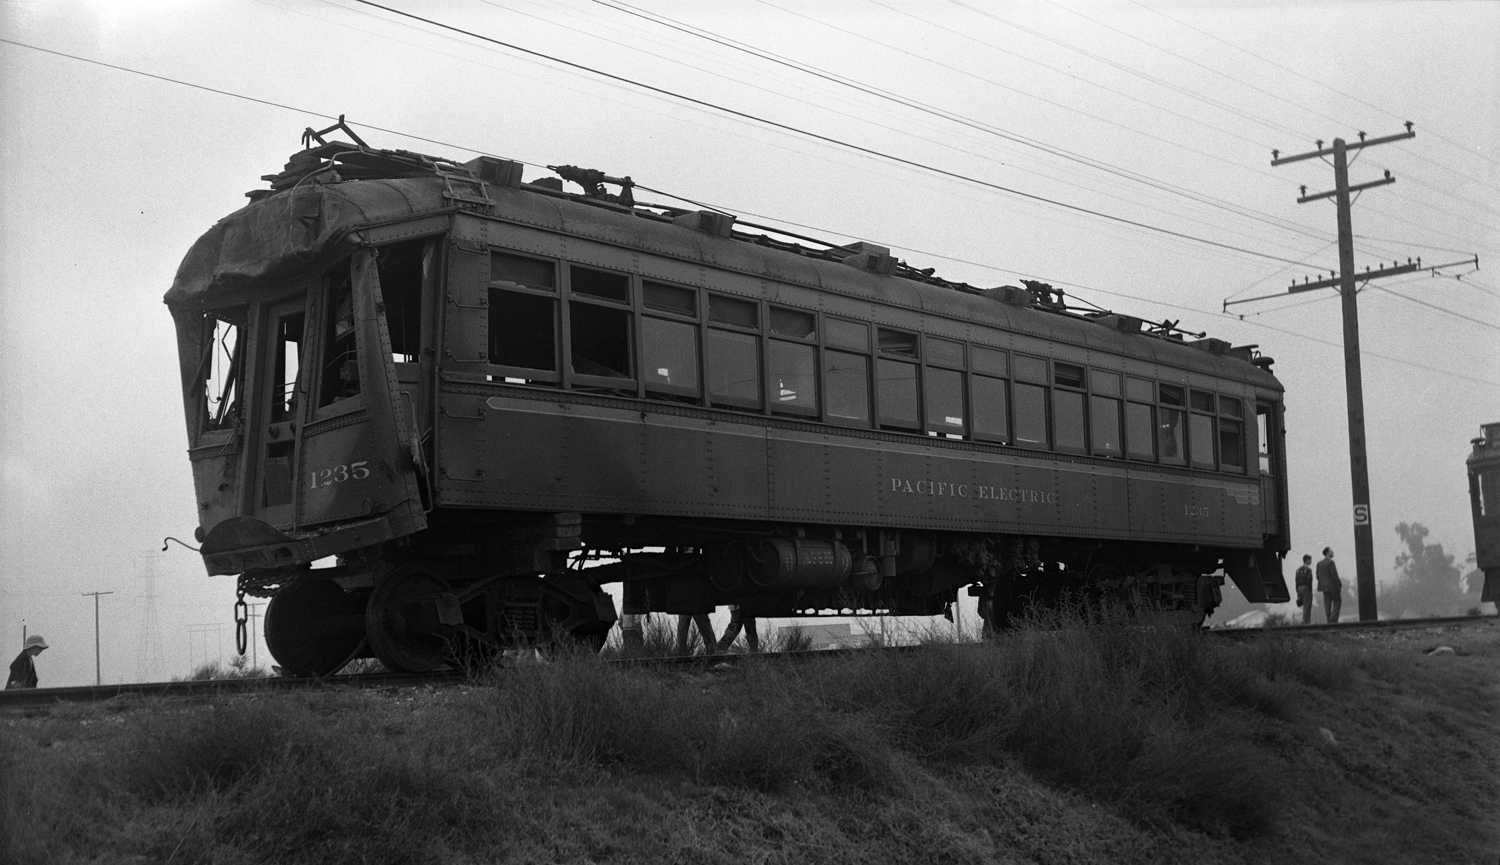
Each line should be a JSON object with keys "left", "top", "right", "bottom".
{"left": 270, "top": 311, "right": 305, "bottom": 423}
{"left": 571, "top": 266, "right": 630, "bottom": 303}
{"left": 319, "top": 271, "right": 360, "bottom": 409}
{"left": 378, "top": 240, "right": 426, "bottom": 363}
{"left": 492, "top": 252, "right": 555, "bottom": 292}
{"left": 569, "top": 302, "right": 632, "bottom": 380}
{"left": 489, "top": 291, "right": 557, "bottom": 372}
{"left": 199, "top": 314, "right": 243, "bottom": 433}
{"left": 769, "top": 307, "right": 816, "bottom": 340}
{"left": 878, "top": 328, "right": 918, "bottom": 358}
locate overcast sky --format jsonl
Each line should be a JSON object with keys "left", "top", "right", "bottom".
{"left": 2, "top": 0, "right": 1496, "bottom": 686}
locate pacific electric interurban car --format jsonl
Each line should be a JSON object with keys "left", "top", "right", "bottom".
{"left": 167, "top": 126, "right": 1292, "bottom": 675}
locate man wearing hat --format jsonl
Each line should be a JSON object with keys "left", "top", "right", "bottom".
{"left": 7, "top": 634, "right": 49, "bottom": 689}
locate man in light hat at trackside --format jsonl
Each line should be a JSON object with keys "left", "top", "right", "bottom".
{"left": 7, "top": 634, "right": 50, "bottom": 689}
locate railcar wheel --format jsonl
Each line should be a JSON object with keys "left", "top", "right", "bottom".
{"left": 366, "top": 566, "right": 452, "bottom": 673}
{"left": 264, "top": 578, "right": 370, "bottom": 677}
{"left": 539, "top": 574, "right": 614, "bottom": 654}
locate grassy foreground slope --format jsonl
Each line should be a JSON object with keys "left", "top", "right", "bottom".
{"left": 2, "top": 616, "right": 1495, "bottom": 865}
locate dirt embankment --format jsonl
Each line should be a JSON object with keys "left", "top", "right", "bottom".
{"left": 2, "top": 619, "right": 1495, "bottom": 864}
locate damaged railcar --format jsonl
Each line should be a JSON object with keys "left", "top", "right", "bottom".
{"left": 167, "top": 130, "right": 1292, "bottom": 675}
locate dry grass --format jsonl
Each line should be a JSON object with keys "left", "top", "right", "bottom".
{"left": 2, "top": 613, "right": 1495, "bottom": 865}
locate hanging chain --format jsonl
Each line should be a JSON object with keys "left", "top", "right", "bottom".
{"left": 234, "top": 587, "right": 249, "bottom": 656}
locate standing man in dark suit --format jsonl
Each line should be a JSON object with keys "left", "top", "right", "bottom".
{"left": 1295, "top": 555, "right": 1315, "bottom": 624}
{"left": 1316, "top": 547, "right": 1343, "bottom": 623}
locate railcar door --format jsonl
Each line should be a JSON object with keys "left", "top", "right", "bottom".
{"left": 294, "top": 241, "right": 432, "bottom": 529}
{"left": 1256, "top": 400, "right": 1284, "bottom": 538}
{"left": 254, "top": 297, "right": 308, "bottom": 529}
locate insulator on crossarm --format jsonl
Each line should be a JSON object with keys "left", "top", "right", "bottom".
{"left": 1359, "top": 131, "right": 1367, "bottom": 141}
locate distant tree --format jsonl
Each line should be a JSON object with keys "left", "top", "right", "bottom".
{"left": 1379, "top": 522, "right": 1483, "bottom": 618}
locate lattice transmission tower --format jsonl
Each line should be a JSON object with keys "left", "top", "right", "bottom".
{"left": 135, "top": 550, "right": 167, "bottom": 682}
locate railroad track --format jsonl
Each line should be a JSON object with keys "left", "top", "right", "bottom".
{"left": 6, "top": 614, "right": 1493, "bottom": 710}
{"left": 1207, "top": 613, "right": 1498, "bottom": 637}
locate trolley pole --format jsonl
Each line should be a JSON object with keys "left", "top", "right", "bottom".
{"left": 81, "top": 590, "right": 114, "bottom": 685}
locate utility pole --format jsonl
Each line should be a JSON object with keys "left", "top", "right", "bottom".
{"left": 1227, "top": 125, "right": 1418, "bottom": 622}
{"left": 246, "top": 602, "right": 264, "bottom": 669}
{"left": 81, "top": 591, "right": 114, "bottom": 685}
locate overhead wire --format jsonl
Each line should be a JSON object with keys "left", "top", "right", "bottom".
{"left": 1124, "top": 0, "right": 1500, "bottom": 175}
{"left": 555, "top": 0, "right": 1338, "bottom": 255}
{"left": 3, "top": 27, "right": 1488, "bottom": 385}
{"left": 339, "top": 0, "right": 1315, "bottom": 266}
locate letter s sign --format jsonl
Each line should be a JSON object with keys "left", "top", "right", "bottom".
{"left": 1353, "top": 504, "right": 1370, "bottom": 526}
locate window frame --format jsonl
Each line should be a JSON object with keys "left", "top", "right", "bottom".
{"left": 822, "top": 316, "right": 871, "bottom": 428}
{"left": 483, "top": 250, "right": 562, "bottom": 386}
{"left": 565, "top": 262, "right": 636, "bottom": 390}
{"left": 638, "top": 278, "right": 703, "bottom": 400}
{"left": 705, "top": 292, "right": 763, "bottom": 411}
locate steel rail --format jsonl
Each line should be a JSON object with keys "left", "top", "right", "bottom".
{"left": 4, "top": 615, "right": 1491, "bottom": 710}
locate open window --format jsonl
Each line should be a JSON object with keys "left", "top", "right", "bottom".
{"left": 569, "top": 265, "right": 633, "bottom": 387}
{"left": 318, "top": 269, "right": 360, "bottom": 410}
{"left": 489, "top": 252, "right": 559, "bottom": 385}
{"left": 1158, "top": 384, "right": 1187, "bottom": 466}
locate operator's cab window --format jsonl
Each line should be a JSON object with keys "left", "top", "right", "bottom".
{"left": 270, "top": 311, "right": 304, "bottom": 423}
{"left": 199, "top": 313, "right": 243, "bottom": 434}
{"left": 319, "top": 270, "right": 360, "bottom": 409}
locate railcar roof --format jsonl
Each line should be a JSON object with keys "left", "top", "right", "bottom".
{"left": 167, "top": 142, "right": 1281, "bottom": 391}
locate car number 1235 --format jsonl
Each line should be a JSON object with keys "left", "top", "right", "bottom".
{"left": 309, "top": 461, "right": 370, "bottom": 489}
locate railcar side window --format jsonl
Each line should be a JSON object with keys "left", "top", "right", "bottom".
{"left": 492, "top": 253, "right": 555, "bottom": 291}
{"left": 490, "top": 291, "right": 558, "bottom": 373}
{"left": 769, "top": 307, "right": 816, "bottom": 339}
{"left": 876, "top": 358, "right": 920, "bottom": 430}
{"left": 709, "top": 294, "right": 758, "bottom": 329}
{"left": 319, "top": 272, "right": 361, "bottom": 408}
{"left": 824, "top": 350, "right": 870, "bottom": 424}
{"left": 878, "top": 328, "right": 918, "bottom": 358}
{"left": 1089, "top": 370, "right": 1122, "bottom": 458}
{"left": 570, "top": 303, "right": 632, "bottom": 380}
{"left": 924, "top": 338, "right": 965, "bottom": 438}
{"left": 769, "top": 341, "right": 818, "bottom": 414}
{"left": 1125, "top": 376, "right": 1155, "bottom": 461}
{"left": 571, "top": 267, "right": 630, "bottom": 303}
{"left": 707, "top": 327, "right": 761, "bottom": 409}
{"left": 1189, "top": 390, "right": 1217, "bottom": 469}
{"left": 971, "top": 374, "right": 1009, "bottom": 443}
{"left": 1158, "top": 384, "right": 1186, "bottom": 466}
{"left": 201, "top": 314, "right": 242, "bottom": 432}
{"left": 643, "top": 281, "right": 696, "bottom": 316}
{"left": 825, "top": 318, "right": 869, "bottom": 352}
{"left": 1052, "top": 362, "right": 1086, "bottom": 454}
{"left": 1013, "top": 355, "right": 1049, "bottom": 449}
{"left": 972, "top": 346, "right": 1007, "bottom": 378}
{"left": 569, "top": 265, "right": 633, "bottom": 383}
{"left": 1218, "top": 396, "right": 1245, "bottom": 471}
{"left": 642, "top": 317, "right": 699, "bottom": 394}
